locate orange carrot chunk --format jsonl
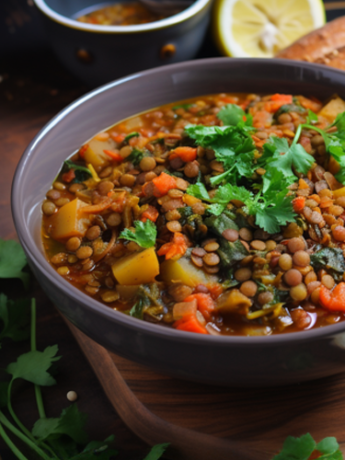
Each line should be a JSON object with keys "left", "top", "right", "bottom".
{"left": 270, "top": 94, "right": 293, "bottom": 102}
{"left": 184, "top": 293, "right": 215, "bottom": 321}
{"left": 103, "top": 149, "right": 123, "bottom": 162}
{"left": 152, "top": 172, "right": 177, "bottom": 197}
{"left": 157, "top": 232, "right": 188, "bottom": 260}
{"left": 62, "top": 169, "right": 76, "bottom": 183}
{"left": 140, "top": 205, "right": 159, "bottom": 223}
{"left": 169, "top": 146, "right": 197, "bottom": 163}
{"left": 292, "top": 196, "right": 306, "bottom": 213}
{"left": 173, "top": 314, "right": 208, "bottom": 334}
{"left": 320, "top": 283, "right": 345, "bottom": 312}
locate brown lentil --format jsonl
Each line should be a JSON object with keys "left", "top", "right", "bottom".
{"left": 239, "top": 228, "right": 253, "bottom": 242}
{"left": 287, "top": 237, "right": 305, "bottom": 253}
{"left": 222, "top": 229, "right": 239, "bottom": 242}
{"left": 234, "top": 267, "right": 252, "bottom": 282}
{"left": 292, "top": 251, "right": 310, "bottom": 267}
{"left": 55, "top": 198, "right": 70, "bottom": 207}
{"left": 167, "top": 221, "right": 182, "bottom": 233}
{"left": 140, "top": 156, "right": 156, "bottom": 172}
{"left": 76, "top": 246, "right": 93, "bottom": 260}
{"left": 332, "top": 226, "right": 345, "bottom": 242}
{"left": 86, "top": 225, "right": 101, "bottom": 241}
{"left": 120, "top": 174, "right": 136, "bottom": 187}
{"left": 204, "top": 241, "right": 220, "bottom": 252}
{"left": 191, "top": 255, "right": 203, "bottom": 268}
{"left": 240, "top": 280, "right": 258, "bottom": 297}
{"left": 42, "top": 201, "right": 56, "bottom": 216}
{"left": 168, "top": 284, "right": 193, "bottom": 302}
{"left": 250, "top": 240, "right": 266, "bottom": 251}
{"left": 106, "top": 212, "right": 122, "bottom": 227}
{"left": 47, "top": 189, "right": 60, "bottom": 200}
{"left": 51, "top": 253, "right": 67, "bottom": 265}
{"left": 290, "top": 283, "right": 308, "bottom": 301}
{"left": 284, "top": 269, "right": 303, "bottom": 286}
{"left": 98, "top": 181, "right": 114, "bottom": 195}
{"left": 321, "top": 274, "right": 335, "bottom": 289}
{"left": 184, "top": 161, "right": 200, "bottom": 178}
{"left": 279, "top": 254, "right": 293, "bottom": 271}
{"left": 203, "top": 253, "right": 220, "bottom": 266}
{"left": 257, "top": 291, "right": 274, "bottom": 305}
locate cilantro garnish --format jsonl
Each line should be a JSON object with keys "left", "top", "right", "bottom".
{"left": 272, "top": 433, "right": 342, "bottom": 460}
{"left": 143, "top": 443, "right": 170, "bottom": 460}
{"left": 119, "top": 220, "right": 157, "bottom": 248}
{"left": 173, "top": 103, "right": 193, "bottom": 110}
{"left": 129, "top": 294, "right": 150, "bottom": 319}
{"left": 293, "top": 111, "right": 345, "bottom": 183}
{"left": 306, "top": 109, "right": 318, "bottom": 125}
{"left": 217, "top": 104, "right": 253, "bottom": 127}
{"left": 259, "top": 136, "right": 314, "bottom": 179}
{"left": 0, "top": 294, "right": 30, "bottom": 345}
{"left": 184, "top": 124, "right": 256, "bottom": 186}
{"left": 187, "top": 177, "right": 295, "bottom": 233}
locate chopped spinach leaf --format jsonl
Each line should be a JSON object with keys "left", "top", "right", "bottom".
{"left": 63, "top": 160, "right": 92, "bottom": 183}
{"left": 126, "top": 148, "right": 147, "bottom": 166}
{"left": 217, "top": 238, "right": 249, "bottom": 268}
{"left": 124, "top": 132, "right": 140, "bottom": 143}
{"left": 310, "top": 247, "right": 345, "bottom": 276}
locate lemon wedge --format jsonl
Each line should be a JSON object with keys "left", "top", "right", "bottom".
{"left": 213, "top": 0, "right": 326, "bottom": 57}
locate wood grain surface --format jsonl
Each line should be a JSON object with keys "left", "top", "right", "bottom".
{"left": 65, "top": 318, "right": 345, "bottom": 460}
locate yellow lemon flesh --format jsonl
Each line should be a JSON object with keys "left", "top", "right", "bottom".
{"left": 213, "top": 0, "right": 326, "bottom": 57}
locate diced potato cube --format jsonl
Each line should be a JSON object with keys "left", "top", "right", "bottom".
{"left": 318, "top": 97, "right": 345, "bottom": 122}
{"left": 216, "top": 289, "right": 251, "bottom": 314}
{"left": 160, "top": 257, "right": 218, "bottom": 287}
{"left": 173, "top": 300, "right": 197, "bottom": 320}
{"left": 84, "top": 138, "right": 115, "bottom": 169}
{"left": 333, "top": 186, "right": 345, "bottom": 198}
{"left": 112, "top": 248, "right": 159, "bottom": 285}
{"left": 50, "top": 198, "right": 91, "bottom": 240}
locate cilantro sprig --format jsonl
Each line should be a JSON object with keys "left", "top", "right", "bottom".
{"left": 294, "top": 111, "right": 345, "bottom": 183}
{"left": 187, "top": 175, "right": 295, "bottom": 233}
{"left": 272, "top": 433, "right": 342, "bottom": 460}
{"left": 119, "top": 220, "right": 157, "bottom": 248}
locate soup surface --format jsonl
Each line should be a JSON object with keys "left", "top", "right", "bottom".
{"left": 42, "top": 92, "right": 345, "bottom": 336}
{"left": 77, "top": 2, "right": 178, "bottom": 25}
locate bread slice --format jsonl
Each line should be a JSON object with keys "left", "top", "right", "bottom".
{"left": 276, "top": 16, "right": 345, "bottom": 70}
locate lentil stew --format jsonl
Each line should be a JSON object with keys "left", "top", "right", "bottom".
{"left": 42, "top": 92, "right": 345, "bottom": 336}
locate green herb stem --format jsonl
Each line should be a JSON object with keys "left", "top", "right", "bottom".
{"left": 31, "top": 299, "right": 46, "bottom": 419}
{"left": 7, "top": 379, "right": 36, "bottom": 442}
{"left": 0, "top": 411, "right": 52, "bottom": 460}
{"left": 0, "top": 422, "right": 28, "bottom": 460}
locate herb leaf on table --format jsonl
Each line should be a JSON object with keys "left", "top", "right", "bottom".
{"left": 143, "top": 443, "right": 170, "bottom": 460}
{"left": 0, "top": 239, "right": 30, "bottom": 289}
{"left": 7, "top": 345, "right": 60, "bottom": 386}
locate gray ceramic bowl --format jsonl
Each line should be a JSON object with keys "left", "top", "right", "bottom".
{"left": 12, "top": 58, "right": 345, "bottom": 387}
{"left": 33, "top": 0, "right": 212, "bottom": 86}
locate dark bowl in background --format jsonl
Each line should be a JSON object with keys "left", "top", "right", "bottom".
{"left": 12, "top": 58, "right": 345, "bottom": 387}
{"left": 32, "top": 0, "right": 212, "bottom": 87}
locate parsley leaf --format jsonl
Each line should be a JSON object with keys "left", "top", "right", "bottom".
{"left": 173, "top": 103, "right": 193, "bottom": 110}
{"left": 260, "top": 137, "right": 314, "bottom": 178}
{"left": 119, "top": 220, "right": 157, "bottom": 248}
{"left": 75, "top": 435, "right": 118, "bottom": 459}
{"left": 0, "top": 239, "right": 30, "bottom": 289}
{"left": 184, "top": 124, "right": 256, "bottom": 186}
{"left": 0, "top": 294, "right": 30, "bottom": 344}
{"left": 272, "top": 433, "right": 316, "bottom": 460}
{"left": 273, "top": 435, "right": 343, "bottom": 460}
{"left": 217, "top": 104, "right": 253, "bottom": 127}
{"left": 32, "top": 403, "right": 88, "bottom": 444}
{"left": 144, "top": 443, "right": 170, "bottom": 460}
{"left": 6, "top": 344, "right": 60, "bottom": 386}
{"left": 306, "top": 109, "right": 318, "bottom": 124}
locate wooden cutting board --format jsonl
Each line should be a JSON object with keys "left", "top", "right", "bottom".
{"left": 64, "top": 318, "right": 345, "bottom": 460}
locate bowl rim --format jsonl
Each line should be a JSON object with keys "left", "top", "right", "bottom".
{"left": 12, "top": 56, "right": 345, "bottom": 346}
{"left": 33, "top": 0, "right": 211, "bottom": 34}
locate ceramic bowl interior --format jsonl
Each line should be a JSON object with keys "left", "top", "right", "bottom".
{"left": 12, "top": 58, "right": 345, "bottom": 386}
{"left": 34, "top": 0, "right": 209, "bottom": 32}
